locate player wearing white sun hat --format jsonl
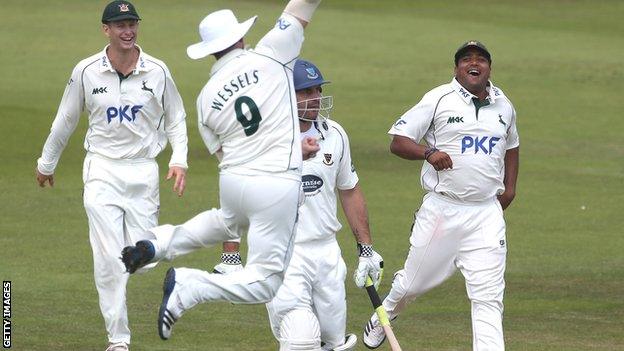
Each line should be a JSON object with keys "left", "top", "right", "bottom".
{"left": 120, "top": 0, "right": 325, "bottom": 344}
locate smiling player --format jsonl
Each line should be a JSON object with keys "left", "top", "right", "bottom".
{"left": 35, "top": 2, "right": 188, "bottom": 350}
{"left": 363, "top": 41, "right": 519, "bottom": 350}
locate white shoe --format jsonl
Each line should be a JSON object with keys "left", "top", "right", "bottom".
{"left": 328, "top": 333, "right": 357, "bottom": 350}
{"left": 362, "top": 313, "right": 386, "bottom": 349}
{"left": 105, "top": 342, "right": 128, "bottom": 351}
{"left": 212, "top": 262, "right": 244, "bottom": 274}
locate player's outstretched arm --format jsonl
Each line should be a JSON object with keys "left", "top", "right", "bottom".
{"left": 284, "top": 0, "right": 321, "bottom": 28}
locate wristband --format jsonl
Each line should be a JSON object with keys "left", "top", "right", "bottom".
{"left": 221, "top": 251, "right": 242, "bottom": 265}
{"left": 424, "top": 147, "right": 439, "bottom": 161}
{"left": 357, "top": 243, "right": 373, "bottom": 257}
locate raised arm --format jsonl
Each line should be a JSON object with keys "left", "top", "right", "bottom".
{"left": 284, "top": 0, "right": 322, "bottom": 28}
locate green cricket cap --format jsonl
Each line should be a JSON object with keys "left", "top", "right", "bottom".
{"left": 102, "top": 1, "right": 141, "bottom": 23}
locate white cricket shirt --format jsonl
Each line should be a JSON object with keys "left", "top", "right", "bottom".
{"left": 197, "top": 13, "right": 304, "bottom": 180}
{"left": 37, "top": 45, "right": 188, "bottom": 175}
{"left": 389, "top": 78, "right": 519, "bottom": 202}
{"left": 297, "top": 120, "right": 359, "bottom": 243}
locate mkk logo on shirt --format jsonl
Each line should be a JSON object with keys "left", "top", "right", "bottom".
{"left": 447, "top": 116, "right": 464, "bottom": 123}
{"left": 92, "top": 87, "right": 108, "bottom": 95}
{"left": 106, "top": 105, "right": 143, "bottom": 123}
{"left": 461, "top": 135, "right": 500, "bottom": 154}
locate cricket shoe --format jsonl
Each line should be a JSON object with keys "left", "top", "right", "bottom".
{"left": 105, "top": 342, "right": 128, "bottom": 351}
{"left": 325, "top": 333, "right": 357, "bottom": 350}
{"left": 362, "top": 313, "right": 386, "bottom": 349}
{"left": 158, "top": 267, "right": 184, "bottom": 340}
{"left": 121, "top": 240, "right": 155, "bottom": 274}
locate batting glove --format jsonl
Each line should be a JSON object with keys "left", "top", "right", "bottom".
{"left": 354, "top": 243, "right": 384, "bottom": 289}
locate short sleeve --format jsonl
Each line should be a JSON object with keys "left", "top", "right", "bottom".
{"left": 505, "top": 103, "right": 519, "bottom": 149}
{"left": 387, "top": 93, "right": 436, "bottom": 143}
{"left": 334, "top": 124, "right": 359, "bottom": 190}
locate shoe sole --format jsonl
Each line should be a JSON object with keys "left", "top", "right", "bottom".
{"left": 121, "top": 241, "right": 153, "bottom": 274}
{"left": 342, "top": 333, "right": 358, "bottom": 349}
{"left": 363, "top": 320, "right": 386, "bottom": 349}
{"left": 363, "top": 335, "right": 386, "bottom": 349}
{"left": 158, "top": 267, "right": 176, "bottom": 340}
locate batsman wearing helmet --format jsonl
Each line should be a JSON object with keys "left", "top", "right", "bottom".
{"left": 363, "top": 41, "right": 519, "bottom": 350}
{"left": 213, "top": 59, "right": 384, "bottom": 351}
{"left": 35, "top": 2, "right": 188, "bottom": 350}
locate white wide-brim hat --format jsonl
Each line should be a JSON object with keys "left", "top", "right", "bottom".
{"left": 187, "top": 9, "right": 257, "bottom": 60}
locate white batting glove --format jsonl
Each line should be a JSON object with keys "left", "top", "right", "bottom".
{"left": 353, "top": 243, "right": 384, "bottom": 289}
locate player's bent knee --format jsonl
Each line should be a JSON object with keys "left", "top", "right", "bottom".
{"left": 279, "top": 308, "right": 321, "bottom": 351}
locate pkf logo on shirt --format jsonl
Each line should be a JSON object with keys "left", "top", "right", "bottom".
{"left": 106, "top": 105, "right": 143, "bottom": 124}
{"left": 461, "top": 135, "right": 500, "bottom": 154}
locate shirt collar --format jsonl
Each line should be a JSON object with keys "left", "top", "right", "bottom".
{"left": 210, "top": 48, "right": 245, "bottom": 76}
{"left": 451, "top": 78, "right": 498, "bottom": 105}
{"left": 99, "top": 45, "right": 149, "bottom": 74}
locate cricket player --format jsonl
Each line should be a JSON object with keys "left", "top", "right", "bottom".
{"left": 119, "top": 0, "right": 326, "bottom": 343}
{"left": 213, "top": 59, "right": 384, "bottom": 351}
{"left": 35, "top": 2, "right": 188, "bottom": 351}
{"left": 363, "top": 41, "right": 519, "bottom": 350}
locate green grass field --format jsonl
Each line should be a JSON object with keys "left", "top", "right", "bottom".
{"left": 1, "top": 0, "right": 623, "bottom": 350}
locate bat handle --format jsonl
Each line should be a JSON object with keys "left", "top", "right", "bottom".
{"left": 365, "top": 276, "right": 403, "bottom": 351}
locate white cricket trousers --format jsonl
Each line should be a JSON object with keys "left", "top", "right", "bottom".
{"left": 82, "top": 153, "right": 159, "bottom": 345}
{"left": 266, "top": 237, "right": 348, "bottom": 349}
{"left": 149, "top": 172, "right": 300, "bottom": 305}
{"left": 383, "top": 192, "right": 507, "bottom": 351}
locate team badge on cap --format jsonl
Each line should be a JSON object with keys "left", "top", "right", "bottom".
{"left": 101, "top": 0, "right": 141, "bottom": 23}
{"left": 306, "top": 67, "right": 319, "bottom": 80}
